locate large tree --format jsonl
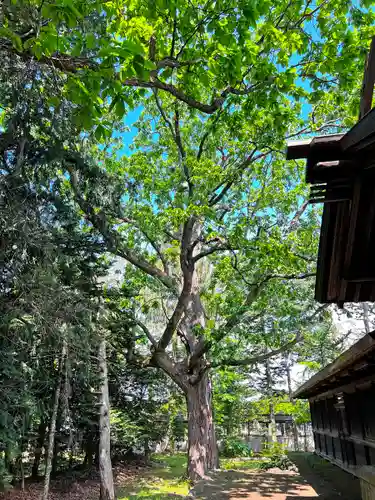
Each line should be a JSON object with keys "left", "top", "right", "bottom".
{"left": 2, "top": 0, "right": 375, "bottom": 482}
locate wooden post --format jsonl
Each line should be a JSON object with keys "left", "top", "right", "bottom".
{"left": 359, "top": 36, "right": 375, "bottom": 119}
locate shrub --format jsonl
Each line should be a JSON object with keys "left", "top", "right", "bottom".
{"left": 260, "top": 453, "right": 295, "bottom": 471}
{"left": 260, "top": 442, "right": 297, "bottom": 471}
{"left": 221, "top": 437, "right": 252, "bottom": 458}
{"left": 262, "top": 441, "right": 287, "bottom": 457}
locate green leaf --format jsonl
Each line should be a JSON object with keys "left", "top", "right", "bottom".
{"left": 86, "top": 33, "right": 96, "bottom": 49}
{"left": 122, "top": 39, "right": 145, "bottom": 56}
{"left": 115, "top": 99, "right": 125, "bottom": 119}
{"left": 0, "top": 27, "right": 22, "bottom": 51}
{"left": 95, "top": 124, "right": 105, "bottom": 140}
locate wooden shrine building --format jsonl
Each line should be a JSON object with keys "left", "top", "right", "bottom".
{"left": 287, "top": 38, "right": 375, "bottom": 306}
{"left": 294, "top": 333, "right": 375, "bottom": 497}
{"left": 289, "top": 38, "right": 375, "bottom": 499}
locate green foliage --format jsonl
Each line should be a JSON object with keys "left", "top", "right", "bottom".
{"left": 251, "top": 396, "right": 310, "bottom": 426}
{"left": 170, "top": 414, "right": 186, "bottom": 445}
{"left": 262, "top": 441, "right": 287, "bottom": 457}
{"left": 0, "top": 0, "right": 372, "bottom": 485}
{"left": 0, "top": 456, "right": 12, "bottom": 492}
{"left": 260, "top": 453, "right": 296, "bottom": 471}
{"left": 260, "top": 442, "right": 296, "bottom": 471}
{"left": 221, "top": 437, "right": 252, "bottom": 458}
{"left": 213, "top": 369, "right": 255, "bottom": 438}
{"left": 221, "top": 458, "right": 266, "bottom": 471}
{"left": 1, "top": 0, "right": 374, "bottom": 132}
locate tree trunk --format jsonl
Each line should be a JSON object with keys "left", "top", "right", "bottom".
{"left": 268, "top": 400, "right": 277, "bottom": 444}
{"left": 51, "top": 415, "right": 61, "bottom": 478}
{"left": 98, "top": 337, "right": 116, "bottom": 500}
{"left": 32, "top": 420, "right": 47, "bottom": 479}
{"left": 43, "top": 339, "right": 67, "bottom": 500}
{"left": 363, "top": 303, "right": 371, "bottom": 334}
{"left": 285, "top": 356, "right": 299, "bottom": 451}
{"left": 186, "top": 375, "right": 219, "bottom": 482}
{"left": 265, "top": 358, "right": 276, "bottom": 444}
{"left": 19, "top": 457, "right": 24, "bottom": 491}
{"left": 304, "top": 423, "right": 308, "bottom": 452}
{"left": 144, "top": 438, "right": 150, "bottom": 464}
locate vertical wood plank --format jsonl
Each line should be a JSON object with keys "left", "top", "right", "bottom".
{"left": 360, "top": 36, "right": 375, "bottom": 119}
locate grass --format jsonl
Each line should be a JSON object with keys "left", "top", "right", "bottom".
{"left": 116, "top": 453, "right": 268, "bottom": 499}
{"left": 117, "top": 454, "right": 190, "bottom": 500}
{"left": 221, "top": 457, "right": 267, "bottom": 471}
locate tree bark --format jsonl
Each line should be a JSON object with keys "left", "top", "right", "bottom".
{"left": 51, "top": 415, "right": 62, "bottom": 478}
{"left": 363, "top": 303, "right": 371, "bottom": 334}
{"left": 268, "top": 400, "right": 277, "bottom": 444}
{"left": 265, "top": 358, "right": 276, "bottom": 444}
{"left": 186, "top": 374, "right": 219, "bottom": 481}
{"left": 42, "top": 339, "right": 67, "bottom": 500}
{"left": 304, "top": 423, "right": 308, "bottom": 452}
{"left": 32, "top": 420, "right": 47, "bottom": 479}
{"left": 98, "top": 337, "right": 116, "bottom": 500}
{"left": 285, "top": 356, "right": 299, "bottom": 451}
{"left": 144, "top": 438, "right": 150, "bottom": 464}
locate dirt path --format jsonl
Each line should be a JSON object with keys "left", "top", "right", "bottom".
{"left": 192, "top": 453, "right": 362, "bottom": 500}
{"left": 192, "top": 468, "right": 319, "bottom": 499}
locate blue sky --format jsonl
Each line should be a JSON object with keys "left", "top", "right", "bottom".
{"left": 114, "top": 107, "right": 142, "bottom": 156}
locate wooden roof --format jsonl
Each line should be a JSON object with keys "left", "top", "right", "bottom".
{"left": 286, "top": 38, "right": 375, "bottom": 305}
{"left": 287, "top": 114, "right": 375, "bottom": 304}
{"left": 293, "top": 332, "right": 375, "bottom": 399}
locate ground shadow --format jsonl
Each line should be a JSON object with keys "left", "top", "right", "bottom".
{"left": 288, "top": 452, "right": 361, "bottom": 500}
{"left": 192, "top": 469, "right": 318, "bottom": 499}
{"left": 123, "top": 495, "right": 184, "bottom": 499}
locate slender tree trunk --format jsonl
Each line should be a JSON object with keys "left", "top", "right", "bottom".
{"left": 98, "top": 337, "right": 116, "bottom": 500}
{"left": 19, "top": 457, "right": 24, "bottom": 491}
{"left": 285, "top": 356, "right": 299, "bottom": 451}
{"left": 4, "top": 447, "right": 14, "bottom": 476}
{"left": 51, "top": 415, "right": 61, "bottom": 478}
{"left": 186, "top": 374, "right": 219, "bottom": 481}
{"left": 268, "top": 400, "right": 277, "bottom": 444}
{"left": 32, "top": 420, "right": 47, "bottom": 479}
{"left": 304, "top": 423, "right": 308, "bottom": 452}
{"left": 144, "top": 438, "right": 150, "bottom": 464}
{"left": 265, "top": 358, "right": 276, "bottom": 444}
{"left": 363, "top": 303, "right": 371, "bottom": 334}
{"left": 42, "top": 339, "right": 67, "bottom": 500}
{"left": 84, "top": 436, "right": 96, "bottom": 469}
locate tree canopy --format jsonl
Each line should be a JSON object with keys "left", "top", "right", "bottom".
{"left": 1, "top": 0, "right": 374, "bottom": 487}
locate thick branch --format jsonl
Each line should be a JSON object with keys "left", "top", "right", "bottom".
{"left": 141, "top": 229, "right": 170, "bottom": 275}
{"left": 197, "top": 110, "right": 223, "bottom": 160}
{"left": 288, "top": 201, "right": 308, "bottom": 232}
{"left": 190, "top": 272, "right": 315, "bottom": 366}
{"left": 215, "top": 303, "right": 329, "bottom": 368}
{"left": 158, "top": 216, "right": 196, "bottom": 350}
{"left": 66, "top": 161, "right": 176, "bottom": 291}
{"left": 153, "top": 89, "right": 176, "bottom": 139}
{"left": 174, "top": 104, "right": 193, "bottom": 196}
{"left": 212, "top": 336, "right": 300, "bottom": 368}
{"left": 133, "top": 319, "right": 158, "bottom": 349}
{"left": 170, "top": 11, "right": 178, "bottom": 58}
{"left": 118, "top": 214, "right": 170, "bottom": 275}
{"left": 152, "top": 349, "right": 189, "bottom": 393}
{"left": 209, "top": 149, "right": 266, "bottom": 206}
{"left": 193, "top": 243, "right": 229, "bottom": 262}
{"left": 4, "top": 45, "right": 97, "bottom": 72}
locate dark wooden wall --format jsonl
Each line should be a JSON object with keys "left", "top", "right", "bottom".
{"left": 310, "top": 383, "right": 375, "bottom": 468}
